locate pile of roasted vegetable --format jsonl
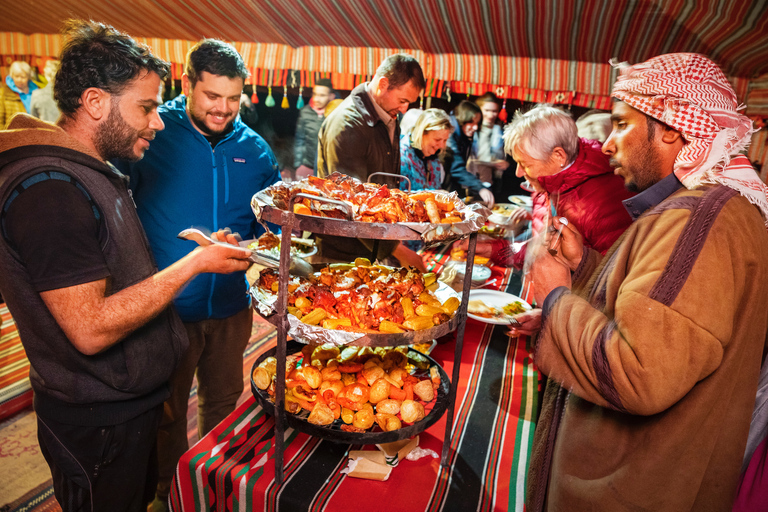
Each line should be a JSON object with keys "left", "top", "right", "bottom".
{"left": 257, "top": 258, "right": 459, "bottom": 333}
{"left": 253, "top": 345, "right": 440, "bottom": 432}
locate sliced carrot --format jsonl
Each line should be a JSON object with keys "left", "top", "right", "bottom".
{"left": 404, "top": 381, "right": 414, "bottom": 402}
{"left": 389, "top": 385, "right": 406, "bottom": 401}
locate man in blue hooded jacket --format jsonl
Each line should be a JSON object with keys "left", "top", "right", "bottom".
{"left": 119, "top": 39, "right": 280, "bottom": 511}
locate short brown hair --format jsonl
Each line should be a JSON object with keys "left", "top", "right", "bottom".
{"left": 375, "top": 53, "right": 426, "bottom": 90}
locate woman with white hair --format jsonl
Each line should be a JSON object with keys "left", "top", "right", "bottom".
{"left": 453, "top": 104, "right": 633, "bottom": 267}
{"left": 399, "top": 108, "right": 453, "bottom": 190}
{"left": 0, "top": 60, "right": 38, "bottom": 127}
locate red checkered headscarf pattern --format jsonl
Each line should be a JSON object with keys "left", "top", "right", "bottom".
{"left": 612, "top": 53, "right": 768, "bottom": 225}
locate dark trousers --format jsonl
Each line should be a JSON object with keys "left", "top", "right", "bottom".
{"left": 36, "top": 404, "right": 163, "bottom": 512}
{"left": 155, "top": 307, "right": 253, "bottom": 501}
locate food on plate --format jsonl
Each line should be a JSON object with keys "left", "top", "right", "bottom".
{"left": 256, "top": 260, "right": 457, "bottom": 333}
{"left": 253, "top": 345, "right": 441, "bottom": 432}
{"left": 267, "top": 172, "right": 465, "bottom": 224}
{"left": 468, "top": 299, "right": 527, "bottom": 319}
{"left": 491, "top": 203, "right": 517, "bottom": 216}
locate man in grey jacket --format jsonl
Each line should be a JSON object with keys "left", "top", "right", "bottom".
{"left": 315, "top": 54, "right": 425, "bottom": 268}
{"left": 293, "top": 78, "right": 334, "bottom": 178}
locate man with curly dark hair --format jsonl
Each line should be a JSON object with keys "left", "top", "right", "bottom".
{"left": 0, "top": 20, "right": 252, "bottom": 511}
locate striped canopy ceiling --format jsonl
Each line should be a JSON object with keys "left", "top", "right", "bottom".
{"left": 2, "top": 0, "right": 767, "bottom": 76}
{"left": 1, "top": 0, "right": 768, "bottom": 114}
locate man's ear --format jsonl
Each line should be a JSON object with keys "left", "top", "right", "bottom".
{"left": 660, "top": 125, "right": 683, "bottom": 145}
{"left": 378, "top": 76, "right": 390, "bottom": 93}
{"left": 181, "top": 74, "right": 191, "bottom": 97}
{"left": 80, "top": 87, "right": 110, "bottom": 121}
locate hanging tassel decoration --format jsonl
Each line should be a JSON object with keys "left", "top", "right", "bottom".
{"left": 265, "top": 86, "right": 275, "bottom": 107}
{"left": 281, "top": 85, "right": 289, "bottom": 109}
{"left": 498, "top": 98, "right": 508, "bottom": 124}
{"left": 296, "top": 86, "right": 304, "bottom": 109}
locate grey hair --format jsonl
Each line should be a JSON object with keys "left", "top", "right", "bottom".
{"left": 409, "top": 108, "right": 452, "bottom": 151}
{"left": 503, "top": 104, "right": 579, "bottom": 163}
{"left": 9, "top": 61, "right": 32, "bottom": 78}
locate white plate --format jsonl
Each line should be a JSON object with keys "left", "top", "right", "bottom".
{"left": 466, "top": 289, "right": 532, "bottom": 325}
{"left": 507, "top": 195, "right": 533, "bottom": 208}
{"left": 519, "top": 181, "right": 535, "bottom": 193}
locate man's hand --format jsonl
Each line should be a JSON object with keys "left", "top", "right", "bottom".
{"left": 194, "top": 228, "right": 251, "bottom": 274}
{"left": 295, "top": 164, "right": 314, "bottom": 179}
{"left": 478, "top": 188, "right": 495, "bottom": 208}
{"left": 507, "top": 308, "right": 542, "bottom": 337}
{"left": 550, "top": 217, "right": 584, "bottom": 271}
{"left": 529, "top": 240, "right": 572, "bottom": 305}
{"left": 392, "top": 242, "right": 427, "bottom": 272}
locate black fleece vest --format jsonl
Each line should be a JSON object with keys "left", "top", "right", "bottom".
{"left": 0, "top": 145, "right": 188, "bottom": 426}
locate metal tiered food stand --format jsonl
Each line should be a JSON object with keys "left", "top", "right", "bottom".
{"left": 251, "top": 184, "right": 480, "bottom": 484}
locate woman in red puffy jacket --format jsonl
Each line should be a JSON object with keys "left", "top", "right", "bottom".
{"left": 457, "top": 104, "right": 634, "bottom": 268}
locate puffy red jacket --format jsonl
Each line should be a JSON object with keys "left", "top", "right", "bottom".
{"left": 492, "top": 138, "right": 634, "bottom": 267}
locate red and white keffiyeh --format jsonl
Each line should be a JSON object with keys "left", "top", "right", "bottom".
{"left": 612, "top": 53, "right": 768, "bottom": 225}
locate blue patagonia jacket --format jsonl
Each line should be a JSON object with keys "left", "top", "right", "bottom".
{"left": 122, "top": 95, "right": 280, "bottom": 322}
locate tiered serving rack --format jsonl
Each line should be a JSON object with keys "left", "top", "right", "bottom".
{"left": 251, "top": 176, "right": 479, "bottom": 484}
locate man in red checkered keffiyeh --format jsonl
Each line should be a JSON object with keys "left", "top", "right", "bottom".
{"left": 611, "top": 52, "right": 768, "bottom": 224}
{"left": 523, "top": 53, "right": 768, "bottom": 512}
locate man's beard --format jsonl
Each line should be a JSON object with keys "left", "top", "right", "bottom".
{"left": 95, "top": 101, "right": 145, "bottom": 161}
{"left": 613, "top": 140, "right": 664, "bottom": 193}
{"left": 189, "top": 104, "right": 235, "bottom": 136}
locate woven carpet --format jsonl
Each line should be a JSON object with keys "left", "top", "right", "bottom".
{"left": 0, "top": 312, "right": 276, "bottom": 512}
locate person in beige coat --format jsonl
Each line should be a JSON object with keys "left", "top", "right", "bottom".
{"left": 513, "top": 53, "right": 768, "bottom": 512}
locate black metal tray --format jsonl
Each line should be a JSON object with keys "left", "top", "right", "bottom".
{"left": 250, "top": 340, "right": 451, "bottom": 444}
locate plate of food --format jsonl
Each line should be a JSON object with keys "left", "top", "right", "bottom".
{"left": 467, "top": 289, "right": 531, "bottom": 325}
{"left": 507, "top": 195, "right": 533, "bottom": 209}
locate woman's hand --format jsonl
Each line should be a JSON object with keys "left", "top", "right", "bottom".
{"left": 478, "top": 188, "right": 495, "bottom": 208}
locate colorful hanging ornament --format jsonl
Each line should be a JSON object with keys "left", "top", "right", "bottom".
{"left": 296, "top": 86, "right": 304, "bottom": 109}
{"left": 498, "top": 98, "right": 508, "bottom": 124}
{"left": 265, "top": 86, "right": 275, "bottom": 107}
{"left": 419, "top": 92, "right": 424, "bottom": 109}
{"left": 281, "top": 85, "right": 289, "bottom": 109}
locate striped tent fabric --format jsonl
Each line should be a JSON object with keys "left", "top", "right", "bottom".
{"left": 169, "top": 247, "right": 540, "bottom": 511}
{"left": 0, "top": 0, "right": 766, "bottom": 112}
{"left": 0, "top": 304, "right": 32, "bottom": 421}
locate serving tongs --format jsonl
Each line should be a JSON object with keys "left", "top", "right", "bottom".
{"left": 177, "top": 228, "right": 313, "bottom": 277}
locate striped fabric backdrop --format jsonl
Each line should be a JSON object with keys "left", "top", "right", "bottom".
{"left": 0, "top": 304, "right": 32, "bottom": 421}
